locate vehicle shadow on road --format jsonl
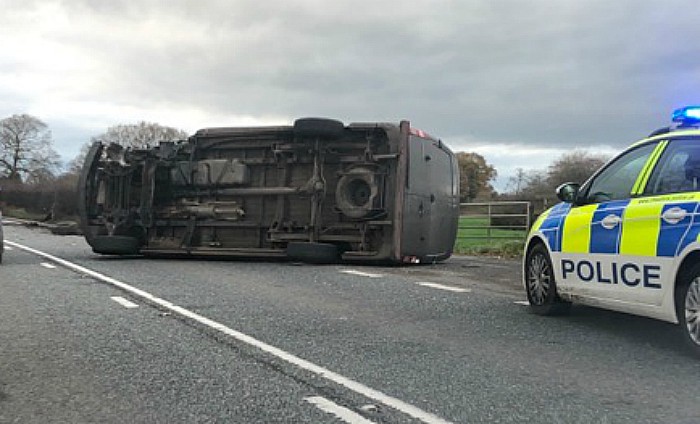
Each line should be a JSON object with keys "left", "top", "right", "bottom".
{"left": 560, "top": 304, "right": 693, "bottom": 358}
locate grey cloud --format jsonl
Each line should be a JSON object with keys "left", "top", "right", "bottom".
{"left": 5, "top": 0, "right": 700, "bottom": 153}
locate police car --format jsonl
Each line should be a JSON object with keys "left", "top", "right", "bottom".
{"left": 524, "top": 106, "right": 700, "bottom": 355}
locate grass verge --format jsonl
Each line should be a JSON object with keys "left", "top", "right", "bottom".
{"left": 454, "top": 216, "right": 526, "bottom": 258}
{"left": 2, "top": 206, "right": 47, "bottom": 221}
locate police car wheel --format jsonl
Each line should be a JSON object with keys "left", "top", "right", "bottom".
{"left": 679, "top": 268, "right": 700, "bottom": 354}
{"left": 525, "top": 243, "right": 570, "bottom": 315}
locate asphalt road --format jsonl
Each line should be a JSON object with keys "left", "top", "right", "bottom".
{"left": 1, "top": 222, "right": 700, "bottom": 423}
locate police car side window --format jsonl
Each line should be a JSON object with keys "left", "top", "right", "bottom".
{"left": 646, "top": 139, "right": 700, "bottom": 195}
{"left": 581, "top": 143, "right": 657, "bottom": 204}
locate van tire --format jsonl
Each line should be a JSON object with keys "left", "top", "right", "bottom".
{"left": 91, "top": 235, "right": 141, "bottom": 255}
{"left": 293, "top": 118, "right": 344, "bottom": 139}
{"left": 287, "top": 242, "right": 339, "bottom": 264}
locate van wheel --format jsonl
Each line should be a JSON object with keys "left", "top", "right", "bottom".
{"left": 91, "top": 235, "right": 141, "bottom": 255}
{"left": 293, "top": 118, "right": 344, "bottom": 139}
{"left": 525, "top": 243, "right": 570, "bottom": 315}
{"left": 287, "top": 242, "right": 339, "bottom": 264}
{"left": 678, "top": 264, "right": 700, "bottom": 356}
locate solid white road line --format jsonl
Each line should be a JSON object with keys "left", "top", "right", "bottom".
{"left": 340, "top": 270, "right": 384, "bottom": 278}
{"left": 416, "top": 282, "right": 471, "bottom": 293}
{"left": 40, "top": 262, "right": 56, "bottom": 269}
{"left": 111, "top": 296, "right": 139, "bottom": 309}
{"left": 514, "top": 300, "right": 530, "bottom": 306}
{"left": 5, "top": 240, "right": 452, "bottom": 424}
{"left": 304, "top": 396, "right": 377, "bottom": 424}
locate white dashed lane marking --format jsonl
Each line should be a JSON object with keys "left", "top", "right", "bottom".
{"left": 340, "top": 270, "right": 384, "bottom": 278}
{"left": 5, "top": 240, "right": 453, "bottom": 424}
{"left": 304, "top": 396, "right": 377, "bottom": 424}
{"left": 111, "top": 296, "right": 139, "bottom": 309}
{"left": 416, "top": 282, "right": 471, "bottom": 293}
{"left": 4, "top": 246, "right": 13, "bottom": 251}
{"left": 340, "top": 271, "right": 470, "bottom": 295}
{"left": 514, "top": 300, "right": 530, "bottom": 306}
{"left": 40, "top": 262, "right": 56, "bottom": 269}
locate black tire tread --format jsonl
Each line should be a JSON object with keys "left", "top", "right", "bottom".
{"left": 293, "top": 118, "right": 344, "bottom": 139}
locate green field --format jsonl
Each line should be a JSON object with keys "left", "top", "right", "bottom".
{"left": 454, "top": 216, "right": 526, "bottom": 257}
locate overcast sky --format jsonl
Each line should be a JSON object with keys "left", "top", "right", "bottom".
{"left": 2, "top": 0, "right": 700, "bottom": 190}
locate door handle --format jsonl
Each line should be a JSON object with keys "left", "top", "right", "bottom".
{"left": 662, "top": 207, "right": 687, "bottom": 225}
{"left": 601, "top": 214, "right": 622, "bottom": 230}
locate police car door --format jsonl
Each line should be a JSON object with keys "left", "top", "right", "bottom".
{"left": 627, "top": 138, "right": 700, "bottom": 305}
{"left": 558, "top": 142, "right": 660, "bottom": 303}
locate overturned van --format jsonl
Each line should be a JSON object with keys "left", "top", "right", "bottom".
{"left": 78, "top": 118, "right": 459, "bottom": 264}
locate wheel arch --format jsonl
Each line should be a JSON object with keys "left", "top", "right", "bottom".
{"left": 523, "top": 234, "right": 550, "bottom": 287}
{"left": 673, "top": 249, "right": 700, "bottom": 320}
{"left": 525, "top": 234, "right": 549, "bottom": 254}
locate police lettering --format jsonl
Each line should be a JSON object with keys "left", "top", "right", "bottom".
{"left": 561, "top": 259, "right": 661, "bottom": 289}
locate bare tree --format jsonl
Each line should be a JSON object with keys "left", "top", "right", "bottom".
{"left": 67, "top": 142, "right": 93, "bottom": 174}
{"left": 521, "top": 170, "right": 552, "bottom": 199}
{"left": 506, "top": 168, "right": 528, "bottom": 196}
{"left": 547, "top": 150, "right": 609, "bottom": 187}
{"left": 93, "top": 121, "right": 188, "bottom": 149}
{"left": 503, "top": 150, "right": 610, "bottom": 211}
{"left": 0, "top": 114, "right": 60, "bottom": 182}
{"left": 70, "top": 121, "right": 189, "bottom": 172}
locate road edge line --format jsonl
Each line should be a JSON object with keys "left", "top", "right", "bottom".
{"left": 5, "top": 240, "right": 453, "bottom": 424}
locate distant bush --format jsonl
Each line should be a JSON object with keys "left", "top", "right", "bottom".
{"left": 0, "top": 173, "right": 79, "bottom": 221}
{"left": 454, "top": 239, "right": 524, "bottom": 258}
{"left": 488, "top": 202, "right": 532, "bottom": 230}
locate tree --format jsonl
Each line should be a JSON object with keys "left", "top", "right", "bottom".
{"left": 503, "top": 150, "right": 610, "bottom": 212}
{"left": 0, "top": 114, "right": 60, "bottom": 182}
{"left": 506, "top": 168, "right": 528, "bottom": 196}
{"left": 94, "top": 121, "right": 188, "bottom": 149}
{"left": 456, "top": 152, "right": 497, "bottom": 202}
{"left": 68, "top": 142, "right": 94, "bottom": 173}
{"left": 70, "top": 121, "right": 189, "bottom": 172}
{"left": 522, "top": 171, "right": 551, "bottom": 198}
{"left": 547, "top": 150, "right": 608, "bottom": 188}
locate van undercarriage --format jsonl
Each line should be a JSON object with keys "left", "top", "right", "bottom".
{"left": 78, "top": 118, "right": 459, "bottom": 264}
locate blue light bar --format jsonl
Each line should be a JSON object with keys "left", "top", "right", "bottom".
{"left": 672, "top": 106, "right": 700, "bottom": 123}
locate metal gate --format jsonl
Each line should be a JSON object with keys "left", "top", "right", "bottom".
{"left": 457, "top": 201, "right": 531, "bottom": 243}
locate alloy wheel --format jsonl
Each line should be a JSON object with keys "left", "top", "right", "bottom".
{"left": 527, "top": 252, "right": 551, "bottom": 305}
{"left": 685, "top": 277, "right": 700, "bottom": 345}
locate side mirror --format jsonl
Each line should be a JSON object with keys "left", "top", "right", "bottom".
{"left": 556, "top": 182, "right": 580, "bottom": 203}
